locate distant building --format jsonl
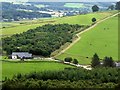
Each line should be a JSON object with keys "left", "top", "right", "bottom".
{"left": 12, "top": 52, "right": 32, "bottom": 59}
{"left": 115, "top": 62, "right": 120, "bottom": 67}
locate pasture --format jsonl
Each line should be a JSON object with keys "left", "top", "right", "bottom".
{"left": 1, "top": 60, "right": 74, "bottom": 80}
{"left": 64, "top": 3, "right": 85, "bottom": 8}
{"left": 1, "top": 11, "right": 117, "bottom": 37}
{"left": 1, "top": 22, "right": 21, "bottom": 28}
{"left": 35, "top": 4, "right": 45, "bottom": 8}
{"left": 57, "top": 16, "right": 118, "bottom": 64}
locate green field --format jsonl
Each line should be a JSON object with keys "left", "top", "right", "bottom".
{"left": 35, "top": 4, "right": 45, "bottom": 8}
{"left": 1, "top": 22, "right": 21, "bottom": 28}
{"left": 64, "top": 3, "right": 85, "bottom": 8}
{"left": 1, "top": 11, "right": 117, "bottom": 37}
{"left": 1, "top": 60, "right": 74, "bottom": 80}
{"left": 57, "top": 16, "right": 118, "bottom": 64}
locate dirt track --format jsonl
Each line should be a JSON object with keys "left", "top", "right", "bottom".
{"left": 54, "top": 12, "right": 120, "bottom": 58}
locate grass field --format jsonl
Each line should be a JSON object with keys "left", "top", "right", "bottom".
{"left": 1, "top": 11, "right": 117, "bottom": 37}
{"left": 1, "top": 60, "right": 74, "bottom": 80}
{"left": 64, "top": 3, "right": 85, "bottom": 8}
{"left": 1, "top": 22, "right": 21, "bottom": 28}
{"left": 1, "top": 23, "right": 47, "bottom": 36}
{"left": 35, "top": 4, "right": 45, "bottom": 8}
{"left": 57, "top": 16, "right": 118, "bottom": 64}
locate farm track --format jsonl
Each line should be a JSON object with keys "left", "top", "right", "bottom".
{"left": 54, "top": 12, "right": 120, "bottom": 58}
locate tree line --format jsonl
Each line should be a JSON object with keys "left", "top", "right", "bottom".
{"left": 2, "top": 67, "right": 119, "bottom": 89}
{"left": 2, "top": 24, "right": 83, "bottom": 57}
{"left": 92, "top": 1, "right": 120, "bottom": 12}
{"left": 91, "top": 53, "right": 116, "bottom": 68}
{"left": 2, "top": 10, "right": 51, "bottom": 21}
{"left": 2, "top": 2, "right": 48, "bottom": 20}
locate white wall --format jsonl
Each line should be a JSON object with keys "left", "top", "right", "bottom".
{"left": 12, "top": 55, "right": 17, "bottom": 59}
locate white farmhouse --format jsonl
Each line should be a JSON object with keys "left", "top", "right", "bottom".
{"left": 12, "top": 52, "right": 32, "bottom": 59}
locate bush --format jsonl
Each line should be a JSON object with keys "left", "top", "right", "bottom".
{"left": 91, "top": 53, "right": 100, "bottom": 67}
{"left": 64, "top": 57, "right": 72, "bottom": 62}
{"left": 92, "top": 18, "right": 96, "bottom": 22}
{"left": 92, "top": 5, "right": 99, "bottom": 12}
{"left": 73, "top": 59, "right": 78, "bottom": 64}
{"left": 103, "top": 57, "right": 115, "bottom": 67}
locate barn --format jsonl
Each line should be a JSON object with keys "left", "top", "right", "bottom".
{"left": 115, "top": 62, "right": 120, "bottom": 67}
{"left": 12, "top": 52, "right": 32, "bottom": 59}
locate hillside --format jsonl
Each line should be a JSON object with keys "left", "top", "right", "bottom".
{"left": 1, "top": 11, "right": 117, "bottom": 37}
{"left": 57, "top": 14, "right": 119, "bottom": 64}
{"left": 2, "top": 24, "right": 82, "bottom": 56}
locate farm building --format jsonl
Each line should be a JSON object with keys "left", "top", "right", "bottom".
{"left": 115, "top": 62, "right": 120, "bottom": 67}
{"left": 12, "top": 52, "right": 32, "bottom": 59}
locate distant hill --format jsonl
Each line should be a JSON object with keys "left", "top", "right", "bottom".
{"left": 0, "top": 0, "right": 28, "bottom": 2}
{"left": 2, "top": 2, "right": 51, "bottom": 21}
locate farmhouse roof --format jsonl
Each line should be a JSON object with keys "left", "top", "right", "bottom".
{"left": 12, "top": 52, "right": 32, "bottom": 58}
{"left": 115, "top": 62, "right": 120, "bottom": 67}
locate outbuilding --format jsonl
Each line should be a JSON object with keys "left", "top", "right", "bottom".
{"left": 12, "top": 52, "right": 32, "bottom": 59}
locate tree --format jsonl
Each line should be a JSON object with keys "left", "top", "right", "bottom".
{"left": 115, "top": 1, "right": 120, "bottom": 10}
{"left": 2, "top": 24, "right": 81, "bottom": 57}
{"left": 103, "top": 57, "right": 115, "bottom": 67}
{"left": 91, "top": 53, "right": 100, "bottom": 67}
{"left": 64, "top": 57, "right": 72, "bottom": 62}
{"left": 28, "top": 82, "right": 40, "bottom": 88}
{"left": 21, "top": 56, "right": 25, "bottom": 61}
{"left": 73, "top": 59, "right": 78, "bottom": 64}
{"left": 108, "top": 5, "right": 114, "bottom": 10}
{"left": 92, "top": 5, "right": 99, "bottom": 12}
{"left": 92, "top": 18, "right": 96, "bottom": 23}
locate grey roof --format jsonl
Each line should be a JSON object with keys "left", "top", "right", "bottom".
{"left": 12, "top": 52, "right": 32, "bottom": 58}
{"left": 115, "top": 62, "right": 120, "bottom": 67}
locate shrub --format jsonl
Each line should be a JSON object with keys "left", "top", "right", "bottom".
{"left": 64, "top": 57, "right": 72, "bottom": 62}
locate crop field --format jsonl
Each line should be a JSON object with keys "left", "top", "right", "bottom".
{"left": 64, "top": 3, "right": 85, "bottom": 8}
{"left": 35, "top": 4, "right": 45, "bottom": 8}
{"left": 1, "top": 11, "right": 117, "bottom": 37}
{"left": 1, "top": 60, "right": 74, "bottom": 80}
{"left": 57, "top": 16, "right": 118, "bottom": 64}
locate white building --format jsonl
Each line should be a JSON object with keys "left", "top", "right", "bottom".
{"left": 12, "top": 52, "right": 32, "bottom": 59}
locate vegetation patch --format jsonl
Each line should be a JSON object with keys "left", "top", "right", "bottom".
{"left": 2, "top": 67, "right": 119, "bottom": 89}
{"left": 2, "top": 24, "right": 83, "bottom": 56}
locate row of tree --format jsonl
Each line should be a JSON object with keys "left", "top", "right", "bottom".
{"left": 91, "top": 53, "right": 116, "bottom": 67}
{"left": 2, "top": 10, "right": 51, "bottom": 20}
{"left": 2, "top": 2, "right": 48, "bottom": 20}
{"left": 2, "top": 67, "right": 119, "bottom": 89}
{"left": 92, "top": 1, "right": 120, "bottom": 12}
{"left": 64, "top": 57, "right": 78, "bottom": 64}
